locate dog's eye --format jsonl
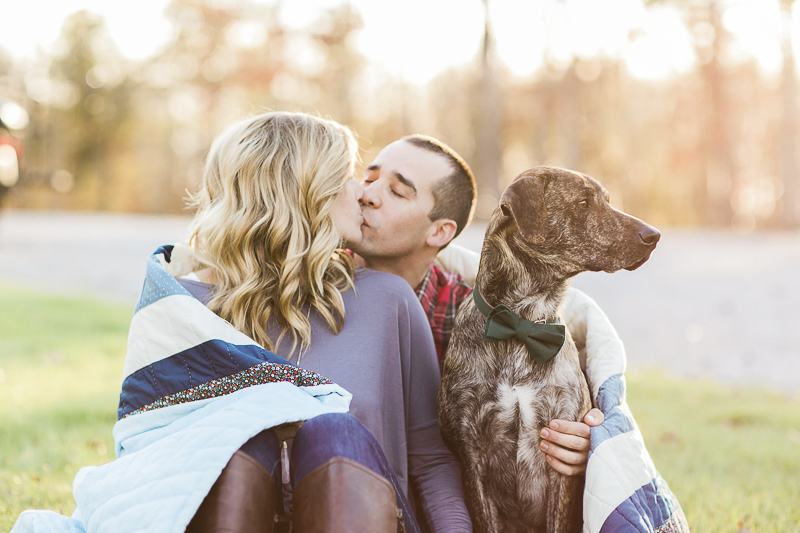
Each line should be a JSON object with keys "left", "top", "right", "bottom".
{"left": 578, "top": 199, "right": 590, "bottom": 209}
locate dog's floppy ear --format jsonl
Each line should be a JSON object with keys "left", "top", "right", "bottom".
{"left": 499, "top": 175, "right": 547, "bottom": 245}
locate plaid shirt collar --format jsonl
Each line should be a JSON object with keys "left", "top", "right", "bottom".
{"left": 414, "top": 264, "right": 472, "bottom": 369}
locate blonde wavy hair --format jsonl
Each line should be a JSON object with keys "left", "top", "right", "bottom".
{"left": 187, "top": 111, "right": 359, "bottom": 360}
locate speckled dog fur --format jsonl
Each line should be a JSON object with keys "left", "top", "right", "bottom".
{"left": 438, "top": 167, "right": 660, "bottom": 533}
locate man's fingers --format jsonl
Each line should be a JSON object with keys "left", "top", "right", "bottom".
{"left": 584, "top": 408, "right": 604, "bottom": 427}
{"left": 543, "top": 452, "right": 586, "bottom": 476}
{"left": 540, "top": 426, "right": 588, "bottom": 452}
{"left": 540, "top": 439, "right": 586, "bottom": 466}
{"left": 546, "top": 419, "right": 591, "bottom": 439}
{"left": 540, "top": 410, "right": 603, "bottom": 475}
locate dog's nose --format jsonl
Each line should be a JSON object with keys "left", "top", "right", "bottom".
{"left": 639, "top": 224, "right": 661, "bottom": 246}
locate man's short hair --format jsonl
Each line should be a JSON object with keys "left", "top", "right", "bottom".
{"left": 402, "top": 134, "right": 476, "bottom": 246}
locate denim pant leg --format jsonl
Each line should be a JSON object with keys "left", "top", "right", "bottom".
{"left": 292, "top": 412, "right": 422, "bottom": 533}
{"left": 238, "top": 427, "right": 282, "bottom": 485}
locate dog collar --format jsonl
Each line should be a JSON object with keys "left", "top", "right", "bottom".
{"left": 472, "top": 289, "right": 566, "bottom": 365}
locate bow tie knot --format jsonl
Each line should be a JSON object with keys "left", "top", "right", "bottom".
{"left": 474, "top": 289, "right": 565, "bottom": 366}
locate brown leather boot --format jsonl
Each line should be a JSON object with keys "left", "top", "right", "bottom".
{"left": 292, "top": 456, "right": 403, "bottom": 533}
{"left": 186, "top": 450, "right": 277, "bottom": 533}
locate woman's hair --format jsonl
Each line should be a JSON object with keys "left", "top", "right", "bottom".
{"left": 187, "top": 111, "right": 359, "bottom": 360}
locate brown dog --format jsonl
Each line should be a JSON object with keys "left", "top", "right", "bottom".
{"left": 438, "top": 167, "right": 660, "bottom": 533}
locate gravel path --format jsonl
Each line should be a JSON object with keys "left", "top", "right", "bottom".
{"left": 2, "top": 209, "right": 798, "bottom": 394}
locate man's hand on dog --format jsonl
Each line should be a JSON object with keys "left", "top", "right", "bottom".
{"left": 539, "top": 408, "right": 604, "bottom": 476}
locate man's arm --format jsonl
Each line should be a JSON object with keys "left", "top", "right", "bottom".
{"left": 435, "top": 243, "right": 480, "bottom": 286}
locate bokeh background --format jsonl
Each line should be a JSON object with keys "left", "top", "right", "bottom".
{"left": 0, "top": 0, "right": 799, "bottom": 230}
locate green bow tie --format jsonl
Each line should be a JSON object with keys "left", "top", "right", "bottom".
{"left": 472, "top": 289, "right": 566, "bottom": 365}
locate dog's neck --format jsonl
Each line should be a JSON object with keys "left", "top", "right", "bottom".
{"left": 475, "top": 229, "right": 579, "bottom": 321}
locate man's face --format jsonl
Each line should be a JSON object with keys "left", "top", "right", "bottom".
{"left": 353, "top": 139, "right": 452, "bottom": 261}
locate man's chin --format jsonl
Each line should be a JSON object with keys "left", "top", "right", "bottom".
{"left": 349, "top": 250, "right": 367, "bottom": 267}
{"left": 348, "top": 243, "right": 369, "bottom": 258}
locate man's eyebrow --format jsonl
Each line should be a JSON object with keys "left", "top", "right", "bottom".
{"left": 366, "top": 164, "right": 380, "bottom": 172}
{"left": 394, "top": 172, "right": 417, "bottom": 194}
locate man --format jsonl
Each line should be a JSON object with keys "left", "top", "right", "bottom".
{"left": 352, "top": 134, "right": 607, "bottom": 477}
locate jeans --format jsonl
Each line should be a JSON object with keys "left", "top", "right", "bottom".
{"left": 239, "top": 412, "right": 421, "bottom": 533}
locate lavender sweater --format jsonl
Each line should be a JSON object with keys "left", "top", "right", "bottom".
{"left": 178, "top": 268, "right": 472, "bottom": 532}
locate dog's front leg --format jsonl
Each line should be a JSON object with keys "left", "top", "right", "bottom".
{"left": 461, "top": 461, "right": 502, "bottom": 533}
{"left": 547, "top": 472, "right": 584, "bottom": 533}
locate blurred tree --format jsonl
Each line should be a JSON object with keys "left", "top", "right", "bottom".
{"left": 48, "top": 10, "right": 132, "bottom": 210}
{"left": 779, "top": 0, "right": 799, "bottom": 228}
{"left": 309, "top": 3, "right": 364, "bottom": 127}
{"left": 696, "top": 2, "right": 736, "bottom": 226}
{"left": 6, "top": 0, "right": 795, "bottom": 229}
{"left": 0, "top": 47, "right": 13, "bottom": 81}
{"left": 474, "top": 0, "right": 503, "bottom": 219}
{"left": 128, "top": 0, "right": 365, "bottom": 212}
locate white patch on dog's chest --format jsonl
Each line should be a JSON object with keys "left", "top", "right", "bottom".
{"left": 496, "top": 381, "right": 542, "bottom": 426}
{"left": 495, "top": 380, "right": 550, "bottom": 515}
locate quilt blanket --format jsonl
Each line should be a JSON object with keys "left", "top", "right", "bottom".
{"left": 12, "top": 245, "right": 352, "bottom": 533}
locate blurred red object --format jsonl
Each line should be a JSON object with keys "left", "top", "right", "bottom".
{"left": 0, "top": 97, "right": 28, "bottom": 195}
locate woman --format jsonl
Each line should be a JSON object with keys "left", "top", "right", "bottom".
{"left": 176, "top": 111, "right": 471, "bottom": 532}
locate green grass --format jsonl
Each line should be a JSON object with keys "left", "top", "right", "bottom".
{"left": 0, "top": 285, "right": 130, "bottom": 529}
{"left": 0, "top": 285, "right": 798, "bottom": 532}
{"left": 627, "top": 373, "right": 800, "bottom": 533}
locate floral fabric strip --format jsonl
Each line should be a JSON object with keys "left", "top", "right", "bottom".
{"left": 123, "top": 362, "right": 332, "bottom": 418}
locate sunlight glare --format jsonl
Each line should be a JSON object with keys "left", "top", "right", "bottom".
{"left": 102, "top": 1, "right": 174, "bottom": 60}
{"left": 722, "top": 0, "right": 782, "bottom": 75}
{"left": 354, "top": 0, "right": 484, "bottom": 86}
{"left": 567, "top": 0, "right": 642, "bottom": 60}
{"left": 488, "top": 0, "right": 547, "bottom": 77}
{"left": 625, "top": 7, "right": 695, "bottom": 80}
{"left": 276, "top": 0, "right": 345, "bottom": 29}
{"left": 0, "top": 0, "right": 173, "bottom": 60}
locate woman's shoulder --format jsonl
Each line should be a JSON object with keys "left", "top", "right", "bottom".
{"left": 352, "top": 268, "right": 419, "bottom": 304}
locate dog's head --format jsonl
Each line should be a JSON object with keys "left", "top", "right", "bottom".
{"left": 489, "top": 166, "right": 660, "bottom": 275}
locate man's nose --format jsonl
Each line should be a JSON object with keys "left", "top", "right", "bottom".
{"left": 353, "top": 180, "right": 365, "bottom": 203}
{"left": 360, "top": 182, "right": 379, "bottom": 207}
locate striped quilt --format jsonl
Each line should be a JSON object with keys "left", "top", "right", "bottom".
{"left": 12, "top": 246, "right": 352, "bottom": 533}
{"left": 117, "top": 246, "right": 341, "bottom": 421}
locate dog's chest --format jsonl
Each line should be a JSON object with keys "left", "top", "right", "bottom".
{"left": 490, "top": 340, "right": 585, "bottom": 429}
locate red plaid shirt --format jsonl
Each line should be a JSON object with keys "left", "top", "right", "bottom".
{"left": 414, "top": 264, "right": 473, "bottom": 371}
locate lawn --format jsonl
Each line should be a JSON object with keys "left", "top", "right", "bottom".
{"left": 0, "top": 285, "right": 798, "bottom": 532}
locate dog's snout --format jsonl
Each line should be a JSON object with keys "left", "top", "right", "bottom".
{"left": 639, "top": 225, "right": 661, "bottom": 246}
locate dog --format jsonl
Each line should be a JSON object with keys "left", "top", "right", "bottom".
{"left": 438, "top": 166, "right": 660, "bottom": 533}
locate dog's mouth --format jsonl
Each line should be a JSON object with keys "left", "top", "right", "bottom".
{"left": 624, "top": 248, "right": 655, "bottom": 271}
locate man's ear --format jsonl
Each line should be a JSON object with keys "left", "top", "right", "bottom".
{"left": 426, "top": 219, "right": 458, "bottom": 249}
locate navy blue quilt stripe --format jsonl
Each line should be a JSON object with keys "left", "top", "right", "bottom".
{"left": 590, "top": 374, "right": 635, "bottom": 454}
{"left": 599, "top": 474, "right": 681, "bottom": 533}
{"left": 117, "top": 339, "right": 293, "bottom": 419}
